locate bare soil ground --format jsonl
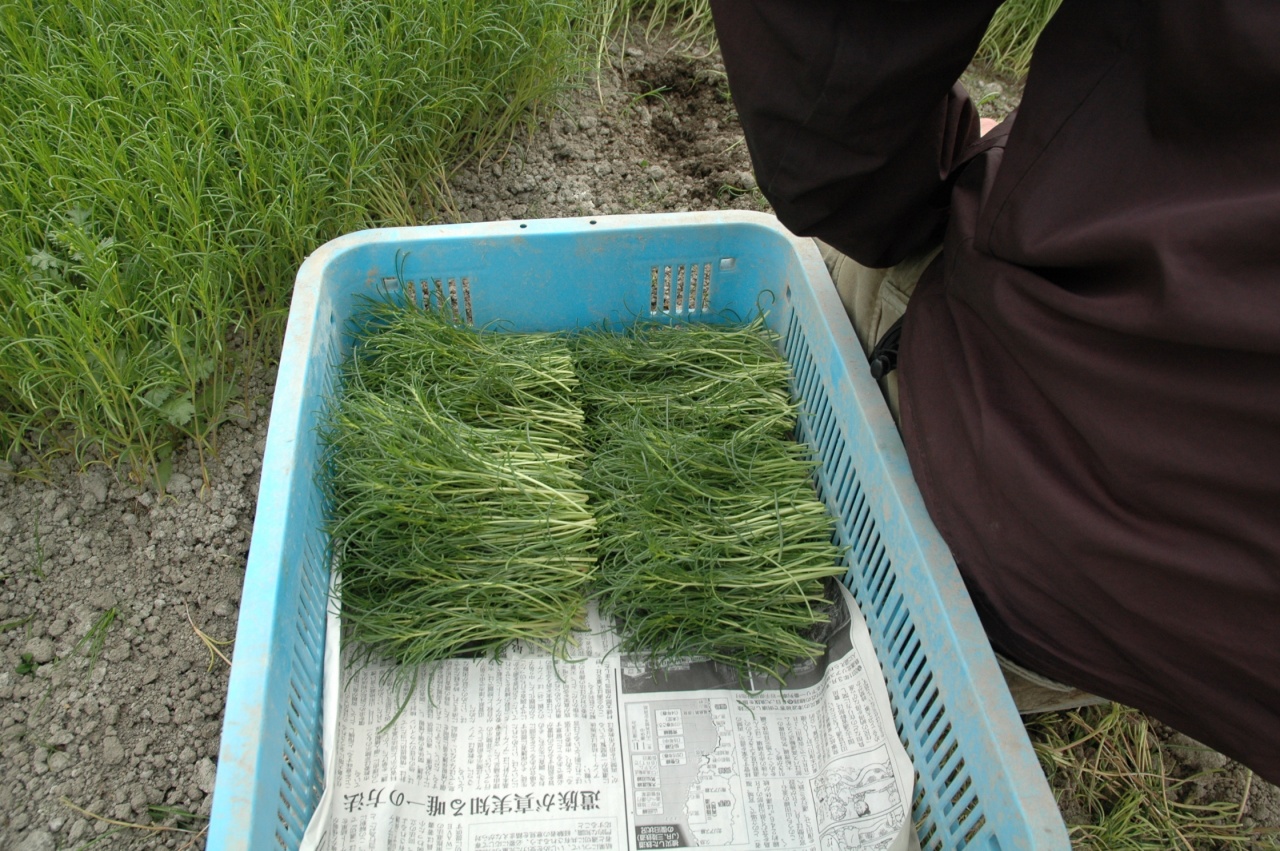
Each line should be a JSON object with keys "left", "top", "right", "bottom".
{"left": 0, "top": 32, "right": 1274, "bottom": 851}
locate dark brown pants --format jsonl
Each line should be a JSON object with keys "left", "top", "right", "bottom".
{"left": 817, "top": 240, "right": 1107, "bottom": 715}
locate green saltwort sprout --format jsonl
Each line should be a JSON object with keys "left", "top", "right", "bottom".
{"left": 321, "top": 303, "right": 846, "bottom": 706}
{"left": 320, "top": 301, "right": 597, "bottom": 691}
{"left": 573, "top": 317, "right": 846, "bottom": 686}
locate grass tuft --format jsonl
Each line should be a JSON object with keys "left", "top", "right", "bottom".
{"left": 1028, "top": 704, "right": 1280, "bottom": 850}
{"left": 596, "top": 0, "right": 715, "bottom": 51}
{"left": 0, "top": 0, "right": 590, "bottom": 482}
{"left": 73, "top": 607, "right": 118, "bottom": 674}
{"left": 975, "top": 0, "right": 1063, "bottom": 80}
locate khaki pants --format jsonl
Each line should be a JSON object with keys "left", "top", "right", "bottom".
{"left": 816, "top": 239, "right": 1108, "bottom": 715}
{"left": 817, "top": 240, "right": 940, "bottom": 422}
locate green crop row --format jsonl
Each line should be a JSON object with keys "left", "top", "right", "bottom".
{"left": 0, "top": 0, "right": 589, "bottom": 482}
{"left": 0, "top": 0, "right": 1057, "bottom": 485}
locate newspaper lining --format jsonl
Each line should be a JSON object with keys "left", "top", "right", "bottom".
{"left": 301, "top": 584, "right": 918, "bottom": 851}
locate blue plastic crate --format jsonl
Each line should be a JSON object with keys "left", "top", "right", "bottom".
{"left": 208, "top": 212, "right": 1069, "bottom": 851}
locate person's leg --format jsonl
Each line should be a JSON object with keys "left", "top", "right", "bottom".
{"left": 817, "top": 240, "right": 940, "bottom": 422}
{"left": 816, "top": 239, "right": 1108, "bottom": 716}
{"left": 998, "top": 655, "right": 1109, "bottom": 715}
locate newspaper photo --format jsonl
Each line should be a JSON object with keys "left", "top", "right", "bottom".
{"left": 301, "top": 584, "right": 917, "bottom": 851}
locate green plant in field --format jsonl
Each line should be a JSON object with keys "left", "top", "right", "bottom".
{"left": 0, "top": 615, "right": 34, "bottom": 635}
{"left": 16, "top": 652, "right": 37, "bottom": 676}
{"left": 72, "top": 607, "right": 118, "bottom": 674}
{"left": 714, "top": 180, "right": 768, "bottom": 211}
{"left": 147, "top": 804, "right": 207, "bottom": 831}
{"left": 976, "top": 0, "right": 1063, "bottom": 80}
{"left": 0, "top": 0, "right": 592, "bottom": 482}
{"left": 1028, "top": 704, "right": 1279, "bottom": 850}
{"left": 61, "top": 796, "right": 204, "bottom": 844}
{"left": 35, "top": 738, "right": 60, "bottom": 756}
{"left": 629, "top": 85, "right": 672, "bottom": 107}
{"left": 597, "top": 0, "right": 715, "bottom": 52}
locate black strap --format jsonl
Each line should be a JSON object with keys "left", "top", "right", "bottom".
{"left": 867, "top": 315, "right": 904, "bottom": 380}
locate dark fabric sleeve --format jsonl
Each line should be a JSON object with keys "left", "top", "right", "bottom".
{"left": 710, "top": 0, "right": 1003, "bottom": 267}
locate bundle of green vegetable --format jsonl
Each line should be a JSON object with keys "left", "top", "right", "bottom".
{"left": 573, "top": 319, "right": 795, "bottom": 440}
{"left": 320, "top": 301, "right": 596, "bottom": 669}
{"left": 574, "top": 318, "right": 845, "bottom": 682}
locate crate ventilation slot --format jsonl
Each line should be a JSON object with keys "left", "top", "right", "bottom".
{"left": 387, "top": 276, "right": 474, "bottom": 324}
{"left": 650, "top": 263, "right": 713, "bottom": 316}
